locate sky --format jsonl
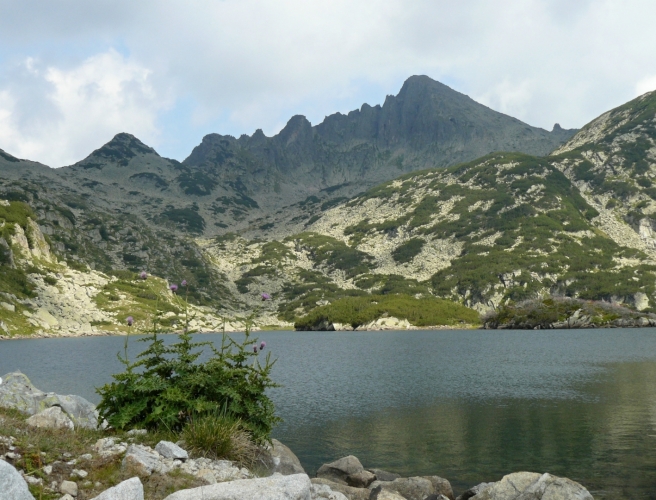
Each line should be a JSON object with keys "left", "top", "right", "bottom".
{"left": 0, "top": 0, "right": 655, "bottom": 168}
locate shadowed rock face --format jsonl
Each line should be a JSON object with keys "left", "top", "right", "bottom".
{"left": 182, "top": 76, "right": 576, "bottom": 212}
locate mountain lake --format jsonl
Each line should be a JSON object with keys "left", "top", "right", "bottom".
{"left": 1, "top": 328, "right": 655, "bottom": 499}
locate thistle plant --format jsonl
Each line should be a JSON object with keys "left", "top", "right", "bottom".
{"left": 96, "top": 278, "right": 280, "bottom": 443}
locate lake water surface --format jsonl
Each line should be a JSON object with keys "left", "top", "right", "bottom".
{"left": 1, "top": 329, "right": 656, "bottom": 499}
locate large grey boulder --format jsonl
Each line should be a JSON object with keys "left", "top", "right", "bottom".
{"left": 316, "top": 456, "right": 365, "bottom": 485}
{"left": 155, "top": 441, "right": 188, "bottom": 461}
{"left": 122, "top": 445, "right": 161, "bottom": 476}
{"left": 423, "top": 475, "right": 454, "bottom": 500}
{"left": 0, "top": 459, "right": 35, "bottom": 500}
{"left": 26, "top": 406, "right": 74, "bottom": 430}
{"left": 162, "top": 473, "right": 312, "bottom": 500}
{"left": 90, "top": 477, "right": 144, "bottom": 500}
{"left": 259, "top": 439, "right": 306, "bottom": 475}
{"left": 456, "top": 482, "right": 493, "bottom": 500}
{"left": 371, "top": 477, "right": 434, "bottom": 500}
{"left": 471, "top": 472, "right": 593, "bottom": 500}
{"left": 310, "top": 483, "right": 349, "bottom": 500}
{"left": 367, "top": 469, "right": 400, "bottom": 482}
{"left": 311, "top": 478, "right": 370, "bottom": 500}
{"left": 0, "top": 372, "right": 98, "bottom": 429}
{"left": 370, "top": 488, "right": 406, "bottom": 500}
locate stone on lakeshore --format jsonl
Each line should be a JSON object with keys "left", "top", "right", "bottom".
{"left": 0, "top": 460, "right": 35, "bottom": 500}
{"left": 346, "top": 470, "right": 375, "bottom": 488}
{"left": 367, "top": 469, "right": 400, "bottom": 482}
{"left": 26, "top": 406, "right": 75, "bottom": 430}
{"left": 422, "top": 475, "right": 454, "bottom": 500}
{"left": 310, "top": 482, "right": 349, "bottom": 500}
{"left": 60, "top": 495, "right": 75, "bottom": 500}
{"left": 471, "top": 472, "right": 593, "bottom": 500}
{"left": 90, "top": 477, "right": 144, "bottom": 500}
{"left": 94, "top": 437, "right": 128, "bottom": 458}
{"left": 316, "top": 455, "right": 365, "bottom": 485}
{"left": 155, "top": 440, "right": 188, "bottom": 460}
{"left": 455, "top": 482, "right": 492, "bottom": 500}
{"left": 162, "top": 473, "right": 312, "bottom": 500}
{"left": 60, "top": 479, "right": 79, "bottom": 496}
{"left": 372, "top": 477, "right": 434, "bottom": 500}
{"left": 0, "top": 372, "right": 99, "bottom": 429}
{"left": 369, "top": 488, "right": 407, "bottom": 500}
{"left": 122, "top": 445, "right": 161, "bottom": 476}
{"left": 311, "top": 478, "right": 370, "bottom": 500}
{"left": 265, "top": 439, "right": 306, "bottom": 475}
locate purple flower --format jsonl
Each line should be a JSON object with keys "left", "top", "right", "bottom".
{"left": 170, "top": 284, "right": 178, "bottom": 293}
{"left": 252, "top": 344, "right": 258, "bottom": 353}
{"left": 139, "top": 271, "right": 147, "bottom": 280}
{"left": 260, "top": 341, "right": 266, "bottom": 351}
{"left": 126, "top": 316, "right": 134, "bottom": 327}
{"left": 181, "top": 280, "right": 188, "bottom": 287}
{"left": 261, "top": 293, "right": 271, "bottom": 301}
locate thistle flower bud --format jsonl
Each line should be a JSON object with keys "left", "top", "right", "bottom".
{"left": 126, "top": 316, "right": 134, "bottom": 327}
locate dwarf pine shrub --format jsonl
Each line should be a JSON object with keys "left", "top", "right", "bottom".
{"left": 96, "top": 283, "right": 280, "bottom": 443}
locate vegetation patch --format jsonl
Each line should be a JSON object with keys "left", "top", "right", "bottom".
{"left": 294, "top": 294, "right": 480, "bottom": 330}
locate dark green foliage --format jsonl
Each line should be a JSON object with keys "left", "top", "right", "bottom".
{"left": 320, "top": 197, "right": 348, "bottom": 211}
{"left": 294, "top": 294, "right": 480, "bottom": 330}
{"left": 161, "top": 207, "right": 206, "bottom": 233}
{"left": 355, "top": 274, "right": 430, "bottom": 295}
{"left": 43, "top": 276, "right": 58, "bottom": 286}
{"left": 177, "top": 171, "right": 217, "bottom": 196}
{"left": 391, "top": 238, "right": 425, "bottom": 263}
{"left": 0, "top": 201, "right": 35, "bottom": 229}
{"left": 286, "top": 232, "right": 374, "bottom": 277}
{"left": 96, "top": 315, "right": 280, "bottom": 443}
{"left": 305, "top": 215, "right": 320, "bottom": 226}
{"left": 487, "top": 297, "right": 654, "bottom": 329}
{"left": 259, "top": 222, "right": 274, "bottom": 230}
{"left": 129, "top": 172, "right": 169, "bottom": 189}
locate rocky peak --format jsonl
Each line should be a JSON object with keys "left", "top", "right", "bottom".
{"left": 71, "top": 133, "right": 159, "bottom": 169}
{"left": 0, "top": 148, "right": 20, "bottom": 163}
{"left": 276, "top": 115, "right": 313, "bottom": 147}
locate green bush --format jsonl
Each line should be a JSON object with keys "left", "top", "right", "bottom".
{"left": 294, "top": 294, "right": 480, "bottom": 330}
{"left": 96, "top": 296, "right": 280, "bottom": 443}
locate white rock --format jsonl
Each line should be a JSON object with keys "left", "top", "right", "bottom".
{"left": 162, "top": 473, "right": 312, "bottom": 500}
{"left": 71, "top": 469, "right": 88, "bottom": 478}
{"left": 60, "top": 480, "right": 78, "bottom": 497}
{"left": 26, "top": 406, "right": 75, "bottom": 431}
{"left": 43, "top": 465, "right": 53, "bottom": 475}
{"left": 155, "top": 441, "right": 188, "bottom": 460}
{"left": 126, "top": 429, "right": 147, "bottom": 436}
{"left": 23, "top": 474, "right": 43, "bottom": 485}
{"left": 59, "top": 495, "right": 75, "bottom": 500}
{"left": 90, "top": 477, "right": 144, "bottom": 500}
{"left": 122, "top": 445, "right": 161, "bottom": 476}
{"left": 310, "top": 483, "right": 349, "bottom": 500}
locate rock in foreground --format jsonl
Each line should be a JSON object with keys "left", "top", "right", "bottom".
{"left": 471, "top": 472, "right": 593, "bottom": 500}
{"left": 0, "top": 459, "right": 35, "bottom": 500}
{"left": 0, "top": 371, "right": 98, "bottom": 428}
{"left": 162, "top": 473, "right": 311, "bottom": 500}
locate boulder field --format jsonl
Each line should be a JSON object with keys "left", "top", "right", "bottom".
{"left": 0, "top": 372, "right": 594, "bottom": 500}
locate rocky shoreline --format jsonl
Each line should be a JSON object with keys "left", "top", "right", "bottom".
{"left": 0, "top": 371, "right": 596, "bottom": 500}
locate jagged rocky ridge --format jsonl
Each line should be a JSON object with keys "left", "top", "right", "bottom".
{"left": 4, "top": 80, "right": 656, "bottom": 328}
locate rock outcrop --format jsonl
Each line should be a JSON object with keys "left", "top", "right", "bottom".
{"left": 0, "top": 459, "right": 35, "bottom": 500}
{"left": 0, "top": 371, "right": 99, "bottom": 428}
{"left": 162, "top": 473, "right": 312, "bottom": 500}
{"left": 470, "top": 472, "right": 593, "bottom": 500}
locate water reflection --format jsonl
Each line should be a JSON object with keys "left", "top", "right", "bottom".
{"left": 279, "top": 361, "right": 656, "bottom": 499}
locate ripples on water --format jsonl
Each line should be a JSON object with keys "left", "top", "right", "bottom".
{"left": 1, "top": 329, "right": 656, "bottom": 498}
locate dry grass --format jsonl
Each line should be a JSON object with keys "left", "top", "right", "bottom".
{"left": 0, "top": 407, "right": 204, "bottom": 500}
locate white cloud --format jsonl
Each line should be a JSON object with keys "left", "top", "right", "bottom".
{"left": 0, "top": 50, "right": 170, "bottom": 167}
{"left": 1, "top": 0, "right": 656, "bottom": 161}
{"left": 636, "top": 75, "right": 656, "bottom": 96}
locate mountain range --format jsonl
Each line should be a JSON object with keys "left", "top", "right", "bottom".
{"left": 2, "top": 75, "right": 656, "bottom": 335}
